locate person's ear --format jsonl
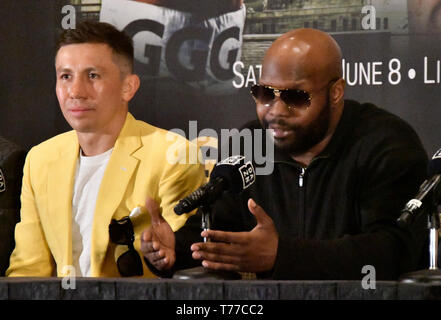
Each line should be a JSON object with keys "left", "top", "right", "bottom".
{"left": 330, "top": 78, "right": 345, "bottom": 106}
{"left": 122, "top": 74, "right": 140, "bottom": 102}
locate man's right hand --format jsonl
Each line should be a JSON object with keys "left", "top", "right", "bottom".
{"left": 140, "top": 198, "right": 176, "bottom": 271}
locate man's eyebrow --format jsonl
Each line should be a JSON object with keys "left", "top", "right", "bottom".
{"left": 83, "top": 67, "right": 104, "bottom": 73}
{"left": 56, "top": 67, "right": 72, "bottom": 73}
{"left": 56, "top": 66, "right": 103, "bottom": 73}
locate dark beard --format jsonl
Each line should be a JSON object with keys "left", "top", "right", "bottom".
{"left": 264, "top": 93, "right": 332, "bottom": 156}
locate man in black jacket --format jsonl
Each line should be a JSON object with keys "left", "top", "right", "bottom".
{"left": 141, "top": 28, "right": 429, "bottom": 280}
{"left": 0, "top": 137, "right": 26, "bottom": 275}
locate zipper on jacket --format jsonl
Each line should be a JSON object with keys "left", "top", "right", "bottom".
{"left": 298, "top": 167, "right": 306, "bottom": 237}
{"left": 299, "top": 168, "right": 305, "bottom": 187}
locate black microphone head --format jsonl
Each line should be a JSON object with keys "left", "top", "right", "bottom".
{"left": 210, "top": 155, "right": 256, "bottom": 193}
{"left": 397, "top": 211, "right": 413, "bottom": 228}
{"left": 174, "top": 197, "right": 197, "bottom": 215}
{"left": 428, "top": 148, "right": 441, "bottom": 176}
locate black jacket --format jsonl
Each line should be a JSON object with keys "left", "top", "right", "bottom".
{"left": 152, "top": 100, "right": 429, "bottom": 280}
{"left": 0, "top": 137, "right": 26, "bottom": 275}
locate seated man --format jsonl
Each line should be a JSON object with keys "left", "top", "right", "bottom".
{"left": 6, "top": 21, "right": 206, "bottom": 277}
{"left": 0, "top": 137, "right": 26, "bottom": 275}
{"left": 141, "top": 28, "right": 429, "bottom": 280}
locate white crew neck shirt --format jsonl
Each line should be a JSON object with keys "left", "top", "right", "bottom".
{"left": 72, "top": 148, "right": 113, "bottom": 277}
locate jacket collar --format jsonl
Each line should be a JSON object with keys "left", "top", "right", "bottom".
{"left": 90, "top": 112, "right": 143, "bottom": 274}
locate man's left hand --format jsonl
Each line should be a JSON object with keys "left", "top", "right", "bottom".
{"left": 190, "top": 198, "right": 279, "bottom": 273}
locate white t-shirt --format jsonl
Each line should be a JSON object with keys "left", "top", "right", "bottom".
{"left": 72, "top": 148, "right": 113, "bottom": 277}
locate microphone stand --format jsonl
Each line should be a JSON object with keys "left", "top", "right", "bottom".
{"left": 399, "top": 203, "right": 441, "bottom": 283}
{"left": 173, "top": 203, "right": 241, "bottom": 280}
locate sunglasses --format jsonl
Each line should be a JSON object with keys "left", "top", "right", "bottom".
{"left": 250, "top": 78, "right": 339, "bottom": 109}
{"left": 250, "top": 84, "right": 311, "bottom": 109}
{"left": 109, "top": 216, "right": 143, "bottom": 277}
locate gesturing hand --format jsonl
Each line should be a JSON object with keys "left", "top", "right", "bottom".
{"left": 191, "top": 198, "right": 279, "bottom": 273}
{"left": 140, "top": 198, "right": 176, "bottom": 271}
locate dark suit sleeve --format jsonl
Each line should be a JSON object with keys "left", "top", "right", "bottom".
{"left": 0, "top": 138, "right": 26, "bottom": 276}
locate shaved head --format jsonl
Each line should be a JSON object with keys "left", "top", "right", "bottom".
{"left": 261, "top": 28, "right": 342, "bottom": 87}
{"left": 256, "top": 28, "right": 345, "bottom": 165}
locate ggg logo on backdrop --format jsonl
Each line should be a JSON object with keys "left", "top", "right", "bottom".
{"left": 100, "top": 0, "right": 246, "bottom": 95}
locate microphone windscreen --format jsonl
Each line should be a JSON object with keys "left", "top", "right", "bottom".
{"left": 210, "top": 155, "right": 255, "bottom": 193}
{"left": 428, "top": 148, "right": 441, "bottom": 176}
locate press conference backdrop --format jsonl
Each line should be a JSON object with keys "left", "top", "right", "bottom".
{"left": 0, "top": 0, "right": 440, "bottom": 158}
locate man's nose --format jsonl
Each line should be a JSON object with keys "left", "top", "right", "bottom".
{"left": 268, "top": 96, "right": 291, "bottom": 117}
{"left": 69, "top": 77, "right": 87, "bottom": 99}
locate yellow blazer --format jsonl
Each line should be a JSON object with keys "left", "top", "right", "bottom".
{"left": 7, "top": 113, "right": 206, "bottom": 277}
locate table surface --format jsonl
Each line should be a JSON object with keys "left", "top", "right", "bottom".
{"left": 1, "top": 277, "right": 441, "bottom": 300}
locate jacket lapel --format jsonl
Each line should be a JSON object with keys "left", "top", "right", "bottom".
{"left": 90, "top": 113, "right": 142, "bottom": 275}
{"left": 47, "top": 132, "right": 79, "bottom": 270}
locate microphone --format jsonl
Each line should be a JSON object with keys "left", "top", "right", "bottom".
{"left": 397, "top": 148, "right": 441, "bottom": 227}
{"left": 174, "top": 155, "right": 256, "bottom": 215}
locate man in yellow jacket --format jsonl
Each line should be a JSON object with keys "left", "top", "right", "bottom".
{"left": 6, "top": 21, "right": 206, "bottom": 278}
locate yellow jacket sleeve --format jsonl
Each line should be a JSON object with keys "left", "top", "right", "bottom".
{"left": 6, "top": 149, "right": 55, "bottom": 277}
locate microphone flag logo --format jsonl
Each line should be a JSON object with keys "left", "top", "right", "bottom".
{"left": 239, "top": 162, "right": 256, "bottom": 189}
